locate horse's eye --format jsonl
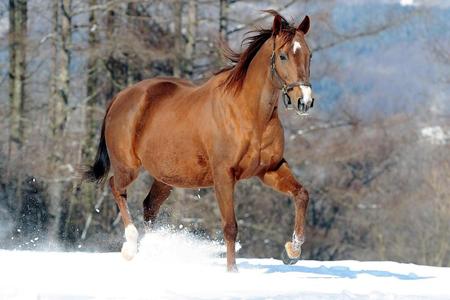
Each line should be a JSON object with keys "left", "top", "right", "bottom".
{"left": 279, "top": 53, "right": 288, "bottom": 61}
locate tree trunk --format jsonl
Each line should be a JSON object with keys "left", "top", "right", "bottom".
{"left": 76, "top": 0, "right": 103, "bottom": 242}
{"left": 49, "top": 0, "right": 71, "bottom": 141}
{"left": 126, "top": 2, "right": 143, "bottom": 84}
{"left": 47, "top": 0, "right": 72, "bottom": 247}
{"left": 8, "top": 0, "right": 27, "bottom": 153}
{"left": 172, "top": 0, "right": 183, "bottom": 77}
{"left": 59, "top": 0, "right": 72, "bottom": 120}
{"left": 83, "top": 0, "right": 101, "bottom": 163}
{"left": 185, "top": 0, "right": 197, "bottom": 76}
{"left": 172, "top": 0, "right": 198, "bottom": 77}
{"left": 105, "top": 7, "right": 128, "bottom": 99}
{"left": 219, "top": 0, "right": 228, "bottom": 42}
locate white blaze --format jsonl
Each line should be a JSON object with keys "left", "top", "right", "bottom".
{"left": 300, "top": 85, "right": 312, "bottom": 105}
{"left": 293, "top": 41, "right": 301, "bottom": 54}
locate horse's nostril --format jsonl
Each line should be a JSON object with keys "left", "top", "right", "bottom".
{"left": 298, "top": 102, "right": 305, "bottom": 112}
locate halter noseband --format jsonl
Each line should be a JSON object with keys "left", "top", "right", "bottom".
{"left": 270, "top": 38, "right": 312, "bottom": 110}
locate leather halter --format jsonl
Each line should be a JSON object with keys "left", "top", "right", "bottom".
{"left": 270, "top": 38, "right": 312, "bottom": 109}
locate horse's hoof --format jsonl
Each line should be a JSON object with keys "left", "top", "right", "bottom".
{"left": 281, "top": 248, "right": 299, "bottom": 265}
{"left": 281, "top": 242, "right": 301, "bottom": 265}
{"left": 143, "top": 221, "right": 153, "bottom": 233}
{"left": 227, "top": 264, "right": 239, "bottom": 273}
{"left": 121, "top": 241, "right": 137, "bottom": 261}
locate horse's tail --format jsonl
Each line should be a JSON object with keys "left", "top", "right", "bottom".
{"left": 82, "top": 100, "right": 114, "bottom": 184}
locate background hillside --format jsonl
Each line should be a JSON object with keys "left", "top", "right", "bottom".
{"left": 0, "top": 0, "right": 449, "bottom": 266}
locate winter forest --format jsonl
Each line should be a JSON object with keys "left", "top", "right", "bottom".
{"left": 0, "top": 0, "right": 449, "bottom": 268}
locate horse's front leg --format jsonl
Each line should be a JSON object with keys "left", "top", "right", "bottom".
{"left": 259, "top": 159, "right": 309, "bottom": 265}
{"left": 213, "top": 168, "right": 238, "bottom": 272}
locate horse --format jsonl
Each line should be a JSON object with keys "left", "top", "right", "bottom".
{"left": 83, "top": 10, "right": 313, "bottom": 272}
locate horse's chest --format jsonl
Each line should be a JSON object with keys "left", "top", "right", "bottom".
{"left": 237, "top": 134, "right": 284, "bottom": 178}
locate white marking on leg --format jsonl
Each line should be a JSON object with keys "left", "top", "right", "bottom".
{"left": 121, "top": 241, "right": 138, "bottom": 260}
{"left": 292, "top": 232, "right": 305, "bottom": 250}
{"left": 121, "top": 224, "right": 138, "bottom": 260}
{"left": 125, "top": 224, "right": 138, "bottom": 242}
{"left": 293, "top": 41, "right": 301, "bottom": 54}
{"left": 300, "top": 85, "right": 312, "bottom": 106}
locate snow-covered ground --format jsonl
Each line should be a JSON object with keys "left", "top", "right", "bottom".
{"left": 1, "top": 230, "right": 449, "bottom": 300}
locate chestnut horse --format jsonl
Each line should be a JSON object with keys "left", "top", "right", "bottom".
{"left": 84, "top": 11, "right": 313, "bottom": 272}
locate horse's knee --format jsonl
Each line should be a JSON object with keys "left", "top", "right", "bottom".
{"left": 110, "top": 167, "right": 139, "bottom": 191}
{"left": 223, "top": 222, "right": 238, "bottom": 242}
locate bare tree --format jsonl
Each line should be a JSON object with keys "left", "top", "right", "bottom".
{"left": 173, "top": 0, "right": 183, "bottom": 77}
{"left": 184, "top": 0, "right": 197, "bottom": 76}
{"left": 219, "top": 0, "right": 229, "bottom": 41}
{"left": 8, "top": 0, "right": 27, "bottom": 154}
{"left": 47, "top": 0, "right": 73, "bottom": 244}
{"left": 83, "top": 0, "right": 101, "bottom": 163}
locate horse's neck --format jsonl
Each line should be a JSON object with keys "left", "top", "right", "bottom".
{"left": 236, "top": 43, "right": 279, "bottom": 128}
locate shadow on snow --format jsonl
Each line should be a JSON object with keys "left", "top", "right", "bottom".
{"left": 238, "top": 262, "right": 433, "bottom": 280}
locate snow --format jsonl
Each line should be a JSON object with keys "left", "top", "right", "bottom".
{"left": 1, "top": 229, "right": 449, "bottom": 300}
{"left": 0, "top": 16, "right": 8, "bottom": 37}
{"left": 400, "top": 0, "right": 415, "bottom": 6}
{"left": 421, "top": 126, "right": 449, "bottom": 145}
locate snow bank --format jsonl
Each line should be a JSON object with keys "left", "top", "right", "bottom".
{"left": 0, "top": 229, "right": 449, "bottom": 299}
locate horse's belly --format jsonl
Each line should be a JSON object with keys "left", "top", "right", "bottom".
{"left": 155, "top": 163, "right": 213, "bottom": 188}
{"left": 140, "top": 144, "right": 213, "bottom": 188}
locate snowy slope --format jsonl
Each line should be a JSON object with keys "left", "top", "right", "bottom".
{"left": 0, "top": 230, "right": 449, "bottom": 300}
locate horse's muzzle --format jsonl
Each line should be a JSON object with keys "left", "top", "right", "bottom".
{"left": 297, "top": 97, "right": 315, "bottom": 114}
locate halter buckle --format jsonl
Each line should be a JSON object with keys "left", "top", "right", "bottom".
{"left": 282, "top": 89, "right": 292, "bottom": 110}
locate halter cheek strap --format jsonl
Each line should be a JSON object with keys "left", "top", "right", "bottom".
{"left": 270, "top": 38, "right": 312, "bottom": 109}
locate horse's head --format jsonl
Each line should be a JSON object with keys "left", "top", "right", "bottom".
{"left": 270, "top": 14, "right": 313, "bottom": 115}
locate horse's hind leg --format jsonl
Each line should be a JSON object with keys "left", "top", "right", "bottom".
{"left": 109, "top": 169, "right": 139, "bottom": 260}
{"left": 143, "top": 180, "right": 173, "bottom": 231}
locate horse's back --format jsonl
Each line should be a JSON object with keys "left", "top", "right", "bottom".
{"left": 104, "top": 77, "right": 197, "bottom": 172}
{"left": 104, "top": 77, "right": 216, "bottom": 187}
{"left": 132, "top": 79, "right": 216, "bottom": 187}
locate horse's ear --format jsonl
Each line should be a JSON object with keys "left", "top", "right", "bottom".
{"left": 272, "top": 14, "right": 283, "bottom": 36}
{"left": 297, "top": 15, "right": 310, "bottom": 34}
